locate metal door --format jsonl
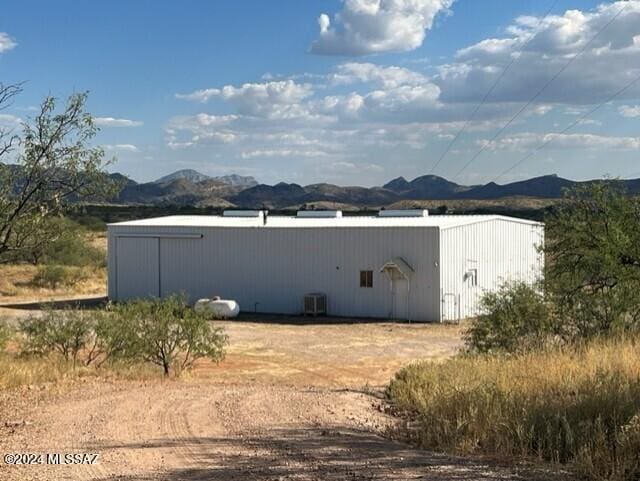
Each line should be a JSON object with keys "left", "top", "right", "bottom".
{"left": 441, "top": 293, "right": 459, "bottom": 322}
{"left": 392, "top": 278, "right": 409, "bottom": 320}
{"left": 116, "top": 237, "right": 160, "bottom": 300}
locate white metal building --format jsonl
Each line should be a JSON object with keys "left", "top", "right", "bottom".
{"left": 107, "top": 210, "right": 543, "bottom": 322}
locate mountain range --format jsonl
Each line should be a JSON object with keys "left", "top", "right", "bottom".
{"left": 154, "top": 169, "right": 259, "bottom": 188}
{"left": 110, "top": 170, "right": 640, "bottom": 210}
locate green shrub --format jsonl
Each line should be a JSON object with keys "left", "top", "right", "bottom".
{"left": 14, "top": 298, "right": 227, "bottom": 376}
{"left": 70, "top": 215, "right": 106, "bottom": 232}
{"left": 3, "top": 217, "right": 105, "bottom": 267}
{"left": 387, "top": 338, "right": 640, "bottom": 481}
{"left": 31, "top": 265, "right": 88, "bottom": 288}
{"left": 465, "top": 280, "right": 555, "bottom": 353}
{"left": 41, "top": 218, "right": 105, "bottom": 267}
{"left": 106, "top": 295, "right": 228, "bottom": 375}
{"left": 18, "top": 309, "right": 94, "bottom": 367}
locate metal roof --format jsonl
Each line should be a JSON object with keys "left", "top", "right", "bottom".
{"left": 109, "top": 214, "right": 542, "bottom": 229}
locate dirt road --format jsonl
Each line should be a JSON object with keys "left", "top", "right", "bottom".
{"left": 1, "top": 380, "right": 541, "bottom": 481}
{"left": 0, "top": 319, "right": 549, "bottom": 480}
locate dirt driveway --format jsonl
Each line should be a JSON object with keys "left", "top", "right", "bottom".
{"left": 208, "top": 318, "right": 463, "bottom": 387}
{"left": 0, "top": 315, "right": 550, "bottom": 480}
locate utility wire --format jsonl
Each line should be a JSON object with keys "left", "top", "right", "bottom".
{"left": 427, "top": 0, "right": 561, "bottom": 176}
{"left": 452, "top": 1, "right": 629, "bottom": 180}
{"left": 494, "top": 72, "right": 640, "bottom": 182}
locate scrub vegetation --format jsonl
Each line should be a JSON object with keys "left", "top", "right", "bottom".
{"left": 1, "top": 296, "right": 227, "bottom": 382}
{"left": 0, "top": 220, "right": 107, "bottom": 300}
{"left": 388, "top": 182, "right": 640, "bottom": 481}
{"left": 388, "top": 338, "right": 640, "bottom": 480}
{"left": 0, "top": 84, "right": 114, "bottom": 301}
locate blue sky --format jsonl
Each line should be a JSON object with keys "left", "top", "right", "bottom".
{"left": 1, "top": 0, "right": 639, "bottom": 186}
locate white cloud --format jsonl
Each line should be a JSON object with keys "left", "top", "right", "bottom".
{"left": 0, "top": 33, "right": 17, "bottom": 53}
{"left": 330, "top": 62, "right": 429, "bottom": 88}
{"left": 326, "top": 161, "right": 384, "bottom": 174}
{"left": 0, "top": 114, "right": 21, "bottom": 129}
{"left": 479, "top": 132, "right": 640, "bottom": 152}
{"left": 310, "top": 0, "right": 454, "bottom": 56}
{"left": 530, "top": 105, "right": 553, "bottom": 116}
{"left": 438, "top": 1, "right": 640, "bottom": 104}
{"left": 619, "top": 105, "right": 640, "bottom": 118}
{"left": 240, "top": 149, "right": 330, "bottom": 159}
{"left": 94, "top": 117, "right": 143, "bottom": 127}
{"left": 164, "top": 2, "right": 640, "bottom": 184}
{"left": 177, "top": 80, "right": 314, "bottom": 119}
{"left": 165, "top": 114, "right": 242, "bottom": 149}
{"left": 103, "top": 144, "right": 139, "bottom": 153}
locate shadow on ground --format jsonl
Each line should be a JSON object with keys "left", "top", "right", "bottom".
{"left": 233, "top": 312, "right": 441, "bottom": 326}
{"left": 91, "top": 427, "right": 558, "bottom": 481}
{"left": 0, "top": 296, "right": 108, "bottom": 310}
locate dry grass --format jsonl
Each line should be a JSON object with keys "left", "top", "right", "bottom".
{"left": 0, "top": 348, "right": 164, "bottom": 391}
{"left": 388, "top": 337, "right": 640, "bottom": 480}
{"left": 0, "top": 264, "right": 106, "bottom": 303}
{"left": 0, "top": 233, "right": 107, "bottom": 304}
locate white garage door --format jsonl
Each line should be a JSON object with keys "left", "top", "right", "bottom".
{"left": 116, "top": 237, "right": 159, "bottom": 300}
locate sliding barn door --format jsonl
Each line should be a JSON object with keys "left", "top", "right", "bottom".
{"left": 116, "top": 237, "right": 160, "bottom": 300}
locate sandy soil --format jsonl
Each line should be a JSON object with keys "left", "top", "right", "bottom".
{"left": 0, "top": 310, "right": 554, "bottom": 480}
{"left": 0, "top": 379, "right": 552, "bottom": 481}
{"left": 208, "top": 319, "right": 463, "bottom": 387}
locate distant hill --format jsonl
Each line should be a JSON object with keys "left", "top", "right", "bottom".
{"left": 118, "top": 177, "right": 238, "bottom": 207}
{"left": 154, "top": 169, "right": 258, "bottom": 189}
{"left": 111, "top": 172, "right": 640, "bottom": 209}
{"left": 7, "top": 162, "right": 640, "bottom": 210}
{"left": 155, "top": 169, "right": 211, "bottom": 184}
{"left": 459, "top": 175, "right": 576, "bottom": 199}
{"left": 214, "top": 174, "right": 258, "bottom": 189}
{"left": 383, "top": 174, "right": 473, "bottom": 199}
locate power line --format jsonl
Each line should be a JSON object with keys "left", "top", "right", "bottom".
{"left": 494, "top": 72, "right": 640, "bottom": 183}
{"left": 427, "top": 0, "right": 561, "bottom": 176}
{"left": 452, "top": 1, "right": 629, "bottom": 181}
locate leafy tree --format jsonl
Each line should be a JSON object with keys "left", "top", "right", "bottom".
{"left": 545, "top": 181, "right": 640, "bottom": 339}
{"left": 19, "top": 308, "right": 93, "bottom": 368}
{"left": 0, "top": 83, "right": 116, "bottom": 263}
{"left": 465, "top": 280, "right": 554, "bottom": 353}
{"left": 107, "top": 296, "right": 227, "bottom": 376}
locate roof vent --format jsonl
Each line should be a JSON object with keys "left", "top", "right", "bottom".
{"left": 378, "top": 209, "right": 428, "bottom": 218}
{"left": 223, "top": 210, "right": 264, "bottom": 218}
{"left": 296, "top": 210, "right": 343, "bottom": 218}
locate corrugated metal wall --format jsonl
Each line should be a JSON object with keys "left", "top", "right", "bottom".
{"left": 438, "top": 219, "right": 544, "bottom": 321}
{"left": 108, "top": 225, "right": 442, "bottom": 321}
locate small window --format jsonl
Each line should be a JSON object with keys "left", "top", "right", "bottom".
{"left": 360, "top": 270, "right": 373, "bottom": 288}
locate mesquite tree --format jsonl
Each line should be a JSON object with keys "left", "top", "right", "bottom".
{"left": 0, "top": 83, "right": 115, "bottom": 262}
{"left": 545, "top": 181, "right": 640, "bottom": 338}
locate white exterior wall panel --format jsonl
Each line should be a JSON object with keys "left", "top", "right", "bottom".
{"left": 438, "top": 219, "right": 544, "bottom": 320}
{"left": 108, "top": 224, "right": 442, "bottom": 321}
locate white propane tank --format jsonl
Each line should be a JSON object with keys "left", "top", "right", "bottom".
{"left": 194, "top": 297, "right": 240, "bottom": 319}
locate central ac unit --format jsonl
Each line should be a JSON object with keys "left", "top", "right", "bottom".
{"left": 304, "top": 293, "right": 327, "bottom": 316}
